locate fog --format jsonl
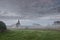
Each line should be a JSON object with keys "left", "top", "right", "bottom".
{"left": 0, "top": 0, "right": 60, "bottom": 27}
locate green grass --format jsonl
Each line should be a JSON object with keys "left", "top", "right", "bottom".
{"left": 0, "top": 30, "right": 60, "bottom": 40}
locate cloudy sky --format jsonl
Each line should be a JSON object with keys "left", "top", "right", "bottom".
{"left": 0, "top": 0, "right": 60, "bottom": 26}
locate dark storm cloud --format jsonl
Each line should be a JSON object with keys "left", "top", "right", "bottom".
{"left": 0, "top": 0, "right": 60, "bottom": 19}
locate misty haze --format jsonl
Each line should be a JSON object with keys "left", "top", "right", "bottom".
{"left": 0, "top": 0, "right": 60, "bottom": 40}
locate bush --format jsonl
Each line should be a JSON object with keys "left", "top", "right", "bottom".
{"left": 0, "top": 21, "right": 7, "bottom": 32}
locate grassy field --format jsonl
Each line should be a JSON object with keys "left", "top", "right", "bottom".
{"left": 0, "top": 30, "right": 60, "bottom": 40}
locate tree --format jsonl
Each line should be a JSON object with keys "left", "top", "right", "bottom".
{"left": 54, "top": 21, "right": 60, "bottom": 25}
{"left": 0, "top": 21, "right": 7, "bottom": 32}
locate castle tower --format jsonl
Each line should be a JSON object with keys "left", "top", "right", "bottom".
{"left": 16, "top": 19, "right": 20, "bottom": 28}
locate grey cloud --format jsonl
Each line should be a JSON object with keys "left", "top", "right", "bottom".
{"left": 0, "top": 0, "right": 60, "bottom": 19}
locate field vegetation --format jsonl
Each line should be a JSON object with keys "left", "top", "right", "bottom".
{"left": 0, "top": 30, "right": 60, "bottom": 40}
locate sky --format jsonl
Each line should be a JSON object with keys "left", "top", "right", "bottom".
{"left": 0, "top": 0, "right": 60, "bottom": 26}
